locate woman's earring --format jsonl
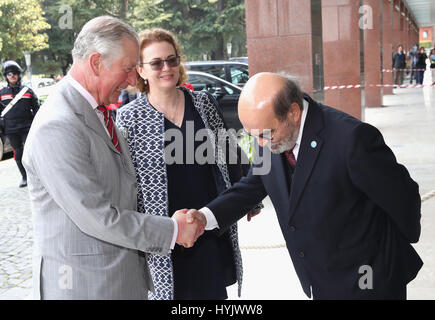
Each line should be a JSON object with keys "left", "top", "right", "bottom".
{"left": 144, "top": 79, "right": 148, "bottom": 85}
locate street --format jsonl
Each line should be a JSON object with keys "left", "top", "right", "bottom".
{"left": 0, "top": 154, "right": 32, "bottom": 299}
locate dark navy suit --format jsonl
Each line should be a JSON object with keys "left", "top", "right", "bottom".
{"left": 206, "top": 94, "right": 423, "bottom": 299}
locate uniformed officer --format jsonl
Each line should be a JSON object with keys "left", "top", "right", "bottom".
{"left": 0, "top": 60, "right": 39, "bottom": 187}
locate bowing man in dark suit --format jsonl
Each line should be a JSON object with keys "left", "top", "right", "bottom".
{"left": 186, "top": 72, "right": 423, "bottom": 300}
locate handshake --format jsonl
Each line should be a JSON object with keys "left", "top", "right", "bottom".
{"left": 173, "top": 209, "right": 207, "bottom": 248}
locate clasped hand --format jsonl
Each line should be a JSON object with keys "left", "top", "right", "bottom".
{"left": 173, "top": 209, "right": 206, "bottom": 248}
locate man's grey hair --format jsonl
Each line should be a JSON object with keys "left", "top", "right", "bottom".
{"left": 72, "top": 16, "right": 139, "bottom": 68}
{"left": 273, "top": 72, "right": 304, "bottom": 121}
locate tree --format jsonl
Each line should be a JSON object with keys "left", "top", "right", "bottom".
{"left": 0, "top": 0, "right": 50, "bottom": 61}
{"left": 130, "top": 0, "right": 247, "bottom": 60}
{"left": 39, "top": 0, "right": 137, "bottom": 75}
{"left": 33, "top": 0, "right": 248, "bottom": 76}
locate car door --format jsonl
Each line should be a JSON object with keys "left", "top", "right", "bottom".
{"left": 227, "top": 64, "right": 250, "bottom": 87}
{"left": 215, "top": 81, "right": 242, "bottom": 131}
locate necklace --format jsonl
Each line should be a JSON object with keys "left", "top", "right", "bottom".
{"left": 148, "top": 91, "right": 181, "bottom": 125}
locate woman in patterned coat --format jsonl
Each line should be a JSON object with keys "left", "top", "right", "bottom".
{"left": 116, "top": 28, "right": 261, "bottom": 300}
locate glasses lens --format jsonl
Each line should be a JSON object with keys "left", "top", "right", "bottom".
{"left": 149, "top": 60, "right": 164, "bottom": 70}
{"left": 244, "top": 129, "right": 273, "bottom": 141}
{"left": 167, "top": 56, "right": 180, "bottom": 67}
{"left": 7, "top": 72, "right": 17, "bottom": 76}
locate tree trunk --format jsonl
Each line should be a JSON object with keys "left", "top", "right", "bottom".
{"left": 212, "top": 34, "right": 225, "bottom": 60}
{"left": 120, "top": 0, "right": 129, "bottom": 20}
{"left": 216, "top": 0, "right": 226, "bottom": 59}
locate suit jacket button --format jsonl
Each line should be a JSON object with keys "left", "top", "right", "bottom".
{"left": 299, "top": 251, "right": 305, "bottom": 258}
{"left": 289, "top": 225, "right": 296, "bottom": 232}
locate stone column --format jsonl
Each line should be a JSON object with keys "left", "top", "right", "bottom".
{"left": 245, "top": 0, "right": 316, "bottom": 95}
{"left": 363, "top": 0, "right": 382, "bottom": 108}
{"left": 392, "top": 0, "right": 401, "bottom": 50}
{"left": 322, "top": 0, "right": 362, "bottom": 118}
{"left": 382, "top": 0, "right": 393, "bottom": 94}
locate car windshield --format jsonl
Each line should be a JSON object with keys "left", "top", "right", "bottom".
{"left": 189, "top": 65, "right": 226, "bottom": 81}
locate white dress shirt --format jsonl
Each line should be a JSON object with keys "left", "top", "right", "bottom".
{"left": 64, "top": 74, "right": 178, "bottom": 249}
{"left": 202, "top": 99, "right": 309, "bottom": 230}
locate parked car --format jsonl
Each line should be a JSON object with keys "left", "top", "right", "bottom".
{"left": 0, "top": 133, "right": 13, "bottom": 161}
{"left": 186, "top": 70, "right": 243, "bottom": 131}
{"left": 184, "top": 60, "right": 249, "bottom": 87}
{"left": 23, "top": 77, "right": 56, "bottom": 104}
{"left": 229, "top": 57, "right": 248, "bottom": 64}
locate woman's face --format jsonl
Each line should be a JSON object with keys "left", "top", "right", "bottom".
{"left": 137, "top": 41, "right": 180, "bottom": 92}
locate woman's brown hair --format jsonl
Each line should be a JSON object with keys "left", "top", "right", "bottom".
{"left": 136, "top": 28, "right": 188, "bottom": 93}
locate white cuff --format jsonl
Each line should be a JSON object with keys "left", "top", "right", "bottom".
{"left": 200, "top": 207, "right": 219, "bottom": 230}
{"left": 170, "top": 217, "right": 178, "bottom": 251}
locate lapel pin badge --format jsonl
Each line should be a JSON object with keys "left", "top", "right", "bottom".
{"left": 311, "top": 140, "right": 317, "bottom": 148}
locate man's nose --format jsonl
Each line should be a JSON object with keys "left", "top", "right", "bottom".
{"left": 257, "top": 137, "right": 266, "bottom": 147}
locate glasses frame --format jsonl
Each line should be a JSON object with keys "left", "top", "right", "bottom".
{"left": 139, "top": 56, "right": 181, "bottom": 71}
{"left": 243, "top": 121, "right": 285, "bottom": 143}
{"left": 6, "top": 71, "right": 18, "bottom": 77}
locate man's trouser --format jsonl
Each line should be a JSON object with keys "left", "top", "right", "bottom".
{"left": 8, "top": 130, "right": 29, "bottom": 180}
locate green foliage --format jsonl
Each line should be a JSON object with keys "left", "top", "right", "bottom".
{"left": 238, "top": 133, "right": 254, "bottom": 163}
{"left": 27, "top": 0, "right": 246, "bottom": 76}
{"left": 0, "top": 0, "right": 50, "bottom": 60}
{"left": 145, "top": 0, "right": 247, "bottom": 60}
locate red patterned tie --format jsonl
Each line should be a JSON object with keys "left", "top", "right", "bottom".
{"left": 285, "top": 148, "right": 296, "bottom": 169}
{"left": 97, "top": 105, "right": 121, "bottom": 153}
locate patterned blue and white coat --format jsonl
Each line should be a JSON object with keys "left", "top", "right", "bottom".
{"left": 116, "top": 86, "right": 260, "bottom": 300}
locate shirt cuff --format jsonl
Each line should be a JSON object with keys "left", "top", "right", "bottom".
{"left": 200, "top": 207, "right": 219, "bottom": 230}
{"left": 170, "top": 217, "right": 178, "bottom": 251}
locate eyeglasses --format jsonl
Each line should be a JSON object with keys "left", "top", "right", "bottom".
{"left": 243, "top": 121, "right": 285, "bottom": 143}
{"left": 6, "top": 71, "right": 18, "bottom": 76}
{"left": 139, "top": 56, "right": 180, "bottom": 71}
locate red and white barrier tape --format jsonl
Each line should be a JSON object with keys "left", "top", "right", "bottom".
{"left": 323, "top": 83, "right": 435, "bottom": 90}
{"left": 382, "top": 68, "right": 426, "bottom": 72}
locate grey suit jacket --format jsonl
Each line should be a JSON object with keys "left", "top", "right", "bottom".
{"left": 22, "top": 79, "right": 174, "bottom": 300}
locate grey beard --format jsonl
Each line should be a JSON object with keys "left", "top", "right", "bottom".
{"left": 266, "top": 128, "right": 299, "bottom": 154}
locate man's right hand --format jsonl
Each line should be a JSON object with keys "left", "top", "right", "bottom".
{"left": 172, "top": 209, "right": 206, "bottom": 248}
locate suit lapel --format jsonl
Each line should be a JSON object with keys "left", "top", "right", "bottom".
{"left": 62, "top": 81, "right": 121, "bottom": 155}
{"left": 84, "top": 109, "right": 121, "bottom": 155}
{"left": 287, "top": 96, "right": 324, "bottom": 222}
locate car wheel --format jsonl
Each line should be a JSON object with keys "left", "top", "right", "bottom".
{"left": 0, "top": 137, "right": 4, "bottom": 161}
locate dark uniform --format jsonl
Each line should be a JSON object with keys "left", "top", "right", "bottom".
{"left": 0, "top": 61, "right": 39, "bottom": 187}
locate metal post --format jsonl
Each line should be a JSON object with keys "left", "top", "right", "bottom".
{"left": 23, "top": 51, "right": 32, "bottom": 86}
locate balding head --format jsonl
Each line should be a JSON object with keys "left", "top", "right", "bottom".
{"left": 239, "top": 72, "right": 303, "bottom": 127}
{"left": 239, "top": 73, "right": 280, "bottom": 118}
{"left": 238, "top": 72, "right": 304, "bottom": 153}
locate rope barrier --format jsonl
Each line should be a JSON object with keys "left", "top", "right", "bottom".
{"left": 421, "top": 189, "right": 435, "bottom": 203}
{"left": 240, "top": 189, "right": 435, "bottom": 250}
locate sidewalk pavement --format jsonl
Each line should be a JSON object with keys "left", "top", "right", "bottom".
{"left": 0, "top": 86, "right": 434, "bottom": 300}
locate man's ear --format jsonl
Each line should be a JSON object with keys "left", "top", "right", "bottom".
{"left": 289, "top": 102, "right": 301, "bottom": 122}
{"left": 89, "top": 52, "right": 103, "bottom": 76}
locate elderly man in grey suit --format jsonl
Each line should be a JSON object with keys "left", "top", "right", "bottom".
{"left": 22, "top": 16, "right": 205, "bottom": 300}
